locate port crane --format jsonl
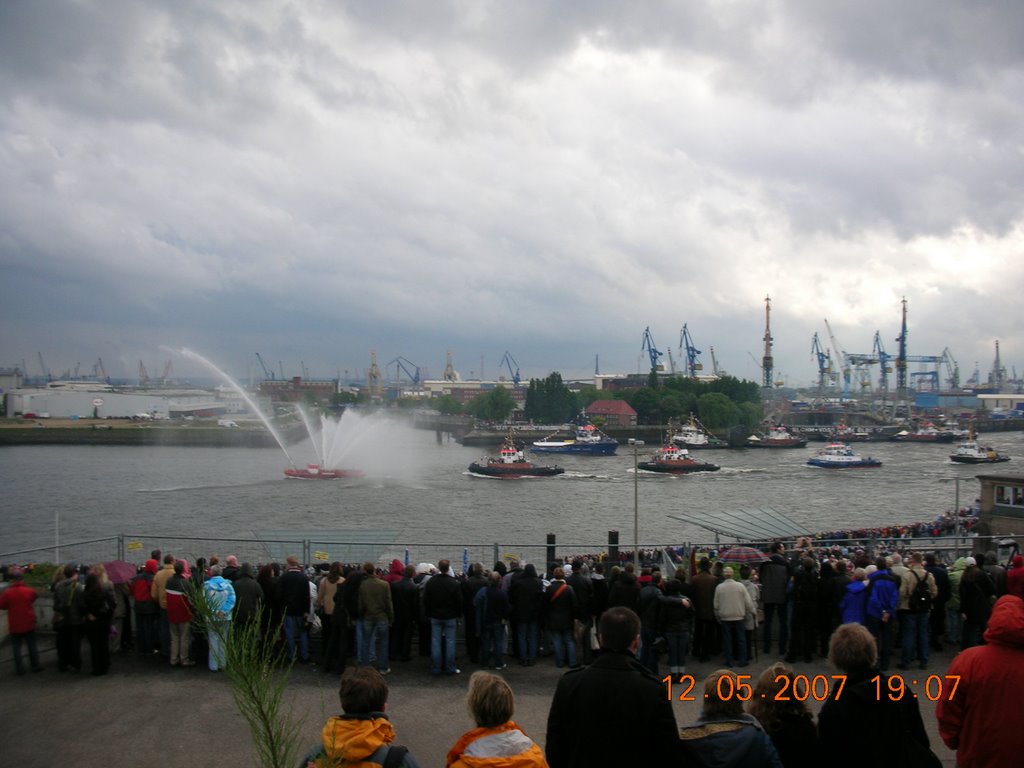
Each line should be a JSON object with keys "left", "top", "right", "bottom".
{"left": 499, "top": 351, "right": 521, "bottom": 385}
{"left": 366, "top": 352, "right": 382, "bottom": 397}
{"left": 387, "top": 356, "right": 421, "bottom": 386}
{"left": 255, "top": 353, "right": 275, "bottom": 380}
{"left": 823, "top": 319, "right": 852, "bottom": 399}
{"left": 37, "top": 351, "right": 51, "bottom": 382}
{"left": 138, "top": 361, "right": 150, "bottom": 386}
{"left": 679, "top": 324, "right": 703, "bottom": 378}
{"left": 708, "top": 346, "right": 724, "bottom": 377}
{"left": 641, "top": 327, "right": 664, "bottom": 374}
{"left": 761, "top": 296, "right": 774, "bottom": 391}
{"left": 810, "top": 332, "right": 833, "bottom": 394}
{"left": 942, "top": 348, "right": 961, "bottom": 390}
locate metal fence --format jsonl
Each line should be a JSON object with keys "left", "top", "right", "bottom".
{"left": 0, "top": 531, "right": 991, "bottom": 571}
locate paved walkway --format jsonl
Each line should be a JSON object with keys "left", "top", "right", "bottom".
{"left": 0, "top": 638, "right": 958, "bottom": 768}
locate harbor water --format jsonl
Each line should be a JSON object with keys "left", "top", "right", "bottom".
{"left": 2, "top": 427, "right": 1022, "bottom": 565}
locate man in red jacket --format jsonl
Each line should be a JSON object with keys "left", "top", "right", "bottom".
{"left": 937, "top": 595, "right": 1024, "bottom": 767}
{"left": 0, "top": 567, "right": 44, "bottom": 675}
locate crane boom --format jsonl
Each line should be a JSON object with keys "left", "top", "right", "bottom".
{"left": 679, "top": 324, "right": 703, "bottom": 378}
{"left": 641, "top": 327, "right": 664, "bottom": 373}
{"left": 499, "top": 351, "right": 521, "bottom": 385}
{"left": 823, "top": 318, "right": 851, "bottom": 399}
{"left": 255, "top": 352, "right": 274, "bottom": 380}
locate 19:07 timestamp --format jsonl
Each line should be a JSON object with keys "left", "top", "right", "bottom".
{"left": 662, "top": 673, "right": 961, "bottom": 702}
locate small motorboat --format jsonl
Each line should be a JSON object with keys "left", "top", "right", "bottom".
{"left": 470, "top": 438, "right": 565, "bottom": 478}
{"left": 284, "top": 464, "right": 366, "bottom": 479}
{"left": 949, "top": 438, "right": 1010, "bottom": 464}
{"left": 637, "top": 445, "right": 720, "bottom": 474}
{"left": 531, "top": 424, "right": 618, "bottom": 455}
{"left": 806, "top": 442, "right": 882, "bottom": 469}
{"left": 893, "top": 422, "right": 957, "bottom": 443}
{"left": 746, "top": 425, "right": 808, "bottom": 448}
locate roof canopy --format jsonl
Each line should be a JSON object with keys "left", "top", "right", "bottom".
{"left": 669, "top": 507, "right": 809, "bottom": 542}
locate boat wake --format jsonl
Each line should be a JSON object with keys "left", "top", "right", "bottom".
{"left": 137, "top": 480, "right": 281, "bottom": 493}
{"left": 561, "top": 471, "right": 608, "bottom": 480}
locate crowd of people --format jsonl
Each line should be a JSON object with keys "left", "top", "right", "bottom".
{"left": 3, "top": 538, "right": 1024, "bottom": 766}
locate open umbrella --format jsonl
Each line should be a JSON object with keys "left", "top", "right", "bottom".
{"left": 717, "top": 546, "right": 769, "bottom": 565}
{"left": 103, "top": 560, "right": 139, "bottom": 584}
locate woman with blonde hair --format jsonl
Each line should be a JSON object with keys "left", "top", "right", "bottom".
{"left": 747, "top": 663, "right": 817, "bottom": 767}
{"left": 446, "top": 671, "right": 547, "bottom": 767}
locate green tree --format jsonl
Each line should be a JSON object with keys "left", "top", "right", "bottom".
{"left": 696, "top": 392, "right": 740, "bottom": 430}
{"left": 524, "top": 372, "right": 578, "bottom": 423}
{"left": 467, "top": 386, "right": 516, "bottom": 422}
{"left": 628, "top": 388, "right": 663, "bottom": 425}
{"left": 737, "top": 401, "right": 763, "bottom": 430}
{"left": 432, "top": 394, "right": 463, "bottom": 415}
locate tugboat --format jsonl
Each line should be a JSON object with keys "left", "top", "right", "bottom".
{"left": 671, "top": 416, "right": 727, "bottom": 449}
{"left": 806, "top": 442, "right": 882, "bottom": 469}
{"left": 949, "top": 433, "right": 1011, "bottom": 464}
{"left": 284, "top": 464, "right": 366, "bottom": 479}
{"left": 531, "top": 423, "right": 618, "bottom": 455}
{"left": 469, "top": 437, "right": 565, "bottom": 478}
{"left": 637, "top": 445, "right": 720, "bottom": 474}
{"left": 746, "top": 425, "right": 808, "bottom": 448}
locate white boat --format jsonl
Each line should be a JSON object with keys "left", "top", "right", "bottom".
{"left": 807, "top": 442, "right": 882, "bottom": 469}
{"left": 949, "top": 440, "right": 1010, "bottom": 465}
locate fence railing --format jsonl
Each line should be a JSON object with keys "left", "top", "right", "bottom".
{"left": 0, "top": 531, "right": 989, "bottom": 571}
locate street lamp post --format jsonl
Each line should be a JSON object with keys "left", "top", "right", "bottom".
{"left": 629, "top": 439, "right": 645, "bottom": 570}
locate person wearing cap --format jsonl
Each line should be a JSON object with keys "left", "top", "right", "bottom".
{"left": 0, "top": 567, "right": 44, "bottom": 675}
{"left": 132, "top": 559, "right": 160, "bottom": 655}
{"left": 959, "top": 556, "right": 995, "bottom": 650}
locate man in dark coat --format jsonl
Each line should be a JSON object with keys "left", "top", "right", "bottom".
{"left": 509, "top": 563, "right": 544, "bottom": 666}
{"left": 460, "top": 562, "right": 487, "bottom": 664}
{"left": 637, "top": 571, "right": 663, "bottom": 674}
{"left": 278, "top": 555, "right": 312, "bottom": 663}
{"left": 925, "top": 552, "right": 951, "bottom": 651}
{"left": 545, "top": 606, "right": 679, "bottom": 768}
{"left": 759, "top": 541, "right": 792, "bottom": 655}
{"left": 422, "top": 559, "right": 462, "bottom": 675}
{"left": 231, "top": 562, "right": 264, "bottom": 630}
{"left": 566, "top": 560, "right": 594, "bottom": 665}
{"left": 545, "top": 567, "right": 578, "bottom": 668}
{"left": 690, "top": 557, "right": 719, "bottom": 662}
{"left": 390, "top": 564, "right": 419, "bottom": 663}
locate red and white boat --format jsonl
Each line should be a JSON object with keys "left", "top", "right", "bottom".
{"left": 469, "top": 437, "right": 565, "bottom": 478}
{"left": 638, "top": 445, "right": 720, "bottom": 474}
{"left": 746, "top": 425, "right": 808, "bottom": 448}
{"left": 284, "top": 463, "right": 366, "bottom": 479}
{"left": 894, "top": 422, "right": 956, "bottom": 443}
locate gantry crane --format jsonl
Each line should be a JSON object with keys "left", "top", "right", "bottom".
{"left": 641, "top": 327, "right": 664, "bottom": 374}
{"left": 823, "top": 318, "right": 852, "bottom": 399}
{"left": 255, "top": 352, "right": 275, "bottom": 380}
{"left": 499, "top": 351, "right": 521, "bottom": 385}
{"left": 810, "top": 332, "right": 833, "bottom": 394}
{"left": 761, "top": 296, "right": 774, "bottom": 391}
{"left": 387, "top": 356, "right": 422, "bottom": 386}
{"left": 679, "top": 324, "right": 704, "bottom": 378}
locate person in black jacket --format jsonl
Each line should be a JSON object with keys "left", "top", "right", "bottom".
{"left": 566, "top": 560, "right": 594, "bottom": 665}
{"left": 475, "top": 571, "right": 511, "bottom": 669}
{"left": 759, "top": 542, "right": 793, "bottom": 656}
{"left": 423, "top": 559, "right": 463, "bottom": 675}
{"left": 278, "top": 555, "right": 312, "bottom": 663}
{"left": 509, "top": 564, "right": 544, "bottom": 666}
{"left": 390, "top": 564, "right": 419, "bottom": 663}
{"left": 545, "top": 567, "right": 579, "bottom": 669}
{"left": 545, "top": 607, "right": 680, "bottom": 768}
{"left": 231, "top": 562, "right": 264, "bottom": 630}
{"left": 460, "top": 562, "right": 487, "bottom": 664}
{"left": 924, "top": 553, "right": 950, "bottom": 651}
{"left": 637, "top": 572, "right": 663, "bottom": 674}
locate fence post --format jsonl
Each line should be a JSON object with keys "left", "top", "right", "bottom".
{"left": 608, "top": 530, "right": 619, "bottom": 563}
{"left": 493, "top": 542, "right": 499, "bottom": 567}
{"left": 404, "top": 548, "right": 410, "bottom": 567}
{"left": 546, "top": 533, "right": 556, "bottom": 569}
{"left": 303, "top": 539, "right": 311, "bottom": 566}
{"left": 118, "top": 533, "right": 124, "bottom": 561}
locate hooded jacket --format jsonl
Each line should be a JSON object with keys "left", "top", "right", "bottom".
{"left": 446, "top": 722, "right": 547, "bottom": 768}
{"left": 132, "top": 560, "right": 158, "bottom": 612}
{"left": 937, "top": 595, "right": 1024, "bottom": 768}
{"left": 0, "top": 580, "right": 38, "bottom": 634}
{"left": 205, "top": 575, "right": 237, "bottom": 619}
{"left": 946, "top": 557, "right": 967, "bottom": 611}
{"left": 315, "top": 714, "right": 419, "bottom": 768}
{"left": 1006, "top": 555, "right": 1024, "bottom": 599}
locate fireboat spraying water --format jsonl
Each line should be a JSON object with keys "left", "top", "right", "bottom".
{"left": 174, "top": 348, "right": 365, "bottom": 479}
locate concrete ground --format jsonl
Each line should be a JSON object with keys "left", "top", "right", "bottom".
{"left": 0, "top": 637, "right": 958, "bottom": 768}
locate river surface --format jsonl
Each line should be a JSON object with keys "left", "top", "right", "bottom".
{"left": 3, "top": 426, "right": 1022, "bottom": 566}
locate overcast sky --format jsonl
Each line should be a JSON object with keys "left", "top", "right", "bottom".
{"left": 2, "top": 1, "right": 1022, "bottom": 389}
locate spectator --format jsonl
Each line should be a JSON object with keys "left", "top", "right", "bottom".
{"left": 0, "top": 567, "right": 44, "bottom": 675}
{"left": 691, "top": 557, "right": 719, "bottom": 662}
{"left": 279, "top": 555, "right": 312, "bottom": 663}
{"left": 747, "top": 663, "right": 817, "bottom": 768}
{"left": 679, "top": 669, "right": 783, "bottom": 767}
{"left": 52, "top": 563, "right": 85, "bottom": 673}
{"left": 759, "top": 542, "right": 792, "bottom": 656}
{"left": 509, "top": 564, "right": 544, "bottom": 667}
{"left": 864, "top": 557, "right": 899, "bottom": 672}
{"left": 475, "top": 571, "right": 511, "bottom": 670}
{"left": 545, "top": 607, "right": 679, "bottom": 768}
{"left": 545, "top": 566, "right": 578, "bottom": 669}
{"left": 166, "top": 561, "right": 194, "bottom": 667}
{"left": 1006, "top": 554, "right": 1024, "bottom": 600}
{"left": 565, "top": 561, "right": 594, "bottom": 666}
{"left": 423, "top": 559, "right": 463, "bottom": 675}
{"left": 131, "top": 559, "right": 159, "bottom": 656}
{"left": 945, "top": 556, "right": 967, "bottom": 647}
{"left": 82, "top": 570, "right": 115, "bottom": 676}
{"left": 151, "top": 554, "right": 176, "bottom": 659}
{"left": 784, "top": 558, "right": 819, "bottom": 664}
{"left": 959, "top": 556, "right": 995, "bottom": 650}
{"left": 838, "top": 568, "right": 868, "bottom": 626}
{"left": 637, "top": 570, "right": 663, "bottom": 674}
{"left": 358, "top": 561, "right": 394, "bottom": 674}
{"left": 446, "top": 672, "right": 546, "bottom": 767}
{"left": 461, "top": 562, "right": 487, "bottom": 665}
{"left": 714, "top": 566, "right": 754, "bottom": 668}
{"left": 659, "top": 577, "right": 693, "bottom": 678}
{"left": 897, "top": 552, "right": 938, "bottom": 671}
{"left": 924, "top": 552, "right": 950, "bottom": 651}
{"left": 390, "top": 564, "right": 418, "bottom": 665}
{"left": 307, "top": 667, "right": 420, "bottom": 768}
{"left": 818, "top": 623, "right": 938, "bottom": 768}
{"left": 937, "top": 595, "right": 1024, "bottom": 767}
{"left": 204, "top": 564, "right": 236, "bottom": 672}
{"left": 231, "top": 562, "right": 264, "bottom": 631}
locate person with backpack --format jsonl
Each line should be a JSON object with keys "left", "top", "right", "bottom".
{"left": 897, "top": 552, "right": 938, "bottom": 671}
{"left": 306, "top": 667, "right": 420, "bottom": 768}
